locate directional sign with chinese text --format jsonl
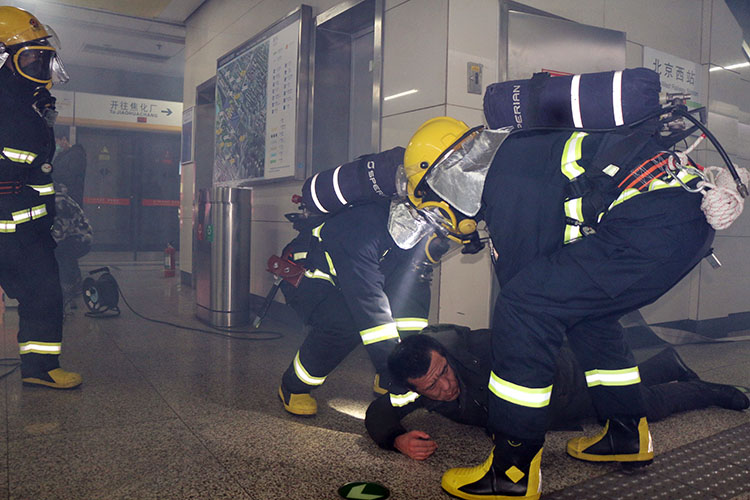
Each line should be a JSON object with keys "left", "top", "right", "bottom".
{"left": 74, "top": 91, "right": 182, "bottom": 130}
{"left": 643, "top": 47, "right": 702, "bottom": 108}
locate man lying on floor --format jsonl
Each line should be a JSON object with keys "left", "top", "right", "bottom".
{"left": 365, "top": 325, "right": 749, "bottom": 460}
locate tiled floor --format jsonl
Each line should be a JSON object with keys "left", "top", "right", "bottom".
{"left": 0, "top": 257, "right": 747, "bottom": 500}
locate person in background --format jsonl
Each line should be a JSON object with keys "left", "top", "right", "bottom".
{"left": 52, "top": 182, "right": 92, "bottom": 310}
{"left": 53, "top": 134, "right": 86, "bottom": 207}
{"left": 366, "top": 327, "right": 748, "bottom": 460}
{"left": 0, "top": 6, "right": 82, "bottom": 389}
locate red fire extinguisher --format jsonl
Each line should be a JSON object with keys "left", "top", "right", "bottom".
{"left": 164, "top": 242, "right": 176, "bottom": 277}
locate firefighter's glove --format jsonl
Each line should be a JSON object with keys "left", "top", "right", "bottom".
{"left": 32, "top": 87, "right": 58, "bottom": 127}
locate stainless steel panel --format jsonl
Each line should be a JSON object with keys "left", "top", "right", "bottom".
{"left": 311, "top": 27, "right": 352, "bottom": 172}
{"left": 309, "top": 0, "right": 381, "bottom": 174}
{"left": 350, "top": 27, "right": 374, "bottom": 159}
{"left": 508, "top": 10, "right": 626, "bottom": 80}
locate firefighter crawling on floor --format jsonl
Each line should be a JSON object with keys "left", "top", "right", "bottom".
{"left": 276, "top": 146, "right": 468, "bottom": 417}
{"left": 386, "top": 69, "right": 748, "bottom": 499}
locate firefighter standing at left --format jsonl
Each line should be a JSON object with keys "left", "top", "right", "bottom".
{"left": 0, "top": 6, "right": 82, "bottom": 389}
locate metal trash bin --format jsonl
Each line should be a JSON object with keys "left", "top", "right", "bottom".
{"left": 195, "top": 186, "right": 252, "bottom": 327}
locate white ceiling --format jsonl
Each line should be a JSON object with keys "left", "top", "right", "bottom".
{"left": 9, "top": 0, "right": 205, "bottom": 78}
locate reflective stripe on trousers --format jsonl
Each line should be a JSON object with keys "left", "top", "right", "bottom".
{"left": 360, "top": 322, "right": 400, "bottom": 345}
{"left": 394, "top": 317, "right": 428, "bottom": 333}
{"left": 293, "top": 351, "right": 327, "bottom": 387}
{"left": 19, "top": 341, "right": 62, "bottom": 355}
{"left": 585, "top": 366, "right": 641, "bottom": 387}
{"left": 488, "top": 371, "right": 553, "bottom": 409}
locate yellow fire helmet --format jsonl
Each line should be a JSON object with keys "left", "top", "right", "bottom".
{"left": 403, "top": 116, "right": 470, "bottom": 207}
{"left": 0, "top": 6, "right": 50, "bottom": 46}
{"left": 0, "top": 6, "right": 68, "bottom": 88}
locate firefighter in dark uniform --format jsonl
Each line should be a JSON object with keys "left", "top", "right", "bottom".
{"left": 397, "top": 117, "right": 715, "bottom": 499}
{"left": 277, "top": 149, "right": 449, "bottom": 417}
{"left": 0, "top": 7, "right": 82, "bottom": 389}
{"left": 365, "top": 327, "right": 748, "bottom": 460}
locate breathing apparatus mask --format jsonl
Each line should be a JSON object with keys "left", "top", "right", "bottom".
{"left": 388, "top": 117, "right": 511, "bottom": 259}
{"left": 0, "top": 8, "right": 67, "bottom": 126}
{"left": 0, "top": 15, "right": 68, "bottom": 88}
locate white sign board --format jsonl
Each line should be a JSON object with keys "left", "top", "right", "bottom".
{"left": 51, "top": 89, "right": 74, "bottom": 121}
{"left": 74, "top": 92, "right": 182, "bottom": 129}
{"left": 643, "top": 47, "right": 702, "bottom": 108}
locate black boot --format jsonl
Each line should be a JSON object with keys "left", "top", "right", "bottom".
{"left": 441, "top": 436, "right": 544, "bottom": 499}
{"left": 638, "top": 347, "right": 699, "bottom": 385}
{"left": 644, "top": 379, "right": 750, "bottom": 421}
{"left": 691, "top": 380, "right": 750, "bottom": 411}
{"left": 567, "top": 416, "right": 653, "bottom": 467}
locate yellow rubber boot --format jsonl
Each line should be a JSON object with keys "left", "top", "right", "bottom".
{"left": 567, "top": 416, "right": 653, "bottom": 467}
{"left": 278, "top": 385, "right": 317, "bottom": 416}
{"left": 22, "top": 368, "right": 82, "bottom": 389}
{"left": 442, "top": 440, "right": 543, "bottom": 500}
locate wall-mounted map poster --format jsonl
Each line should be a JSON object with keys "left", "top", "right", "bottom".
{"left": 214, "top": 6, "right": 311, "bottom": 186}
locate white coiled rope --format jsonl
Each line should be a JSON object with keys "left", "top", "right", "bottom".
{"left": 666, "top": 134, "right": 748, "bottom": 230}
{"left": 697, "top": 165, "right": 749, "bottom": 230}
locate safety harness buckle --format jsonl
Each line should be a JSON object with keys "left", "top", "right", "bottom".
{"left": 564, "top": 174, "right": 592, "bottom": 199}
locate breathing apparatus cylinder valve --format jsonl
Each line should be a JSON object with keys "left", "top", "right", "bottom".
{"left": 461, "top": 231, "right": 485, "bottom": 255}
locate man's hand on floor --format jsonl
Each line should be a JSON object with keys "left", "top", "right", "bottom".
{"left": 394, "top": 430, "right": 437, "bottom": 460}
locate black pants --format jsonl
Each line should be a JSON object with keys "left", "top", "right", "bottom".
{"left": 0, "top": 229, "right": 63, "bottom": 376}
{"left": 551, "top": 349, "right": 715, "bottom": 428}
{"left": 55, "top": 237, "right": 89, "bottom": 291}
{"left": 280, "top": 274, "right": 429, "bottom": 394}
{"left": 488, "top": 193, "right": 715, "bottom": 441}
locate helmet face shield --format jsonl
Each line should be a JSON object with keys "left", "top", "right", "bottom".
{"left": 392, "top": 117, "right": 511, "bottom": 251}
{"left": 50, "top": 52, "right": 69, "bottom": 84}
{"left": 422, "top": 126, "right": 512, "bottom": 217}
{"left": 12, "top": 43, "right": 68, "bottom": 86}
{"left": 387, "top": 199, "right": 435, "bottom": 250}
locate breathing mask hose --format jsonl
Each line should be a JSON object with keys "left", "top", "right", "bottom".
{"left": 672, "top": 107, "right": 748, "bottom": 198}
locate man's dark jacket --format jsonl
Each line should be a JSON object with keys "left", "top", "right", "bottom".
{"left": 365, "top": 325, "right": 588, "bottom": 450}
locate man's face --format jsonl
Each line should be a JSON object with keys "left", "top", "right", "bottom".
{"left": 407, "top": 350, "right": 460, "bottom": 401}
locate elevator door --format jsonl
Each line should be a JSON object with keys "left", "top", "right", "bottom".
{"left": 78, "top": 128, "right": 180, "bottom": 253}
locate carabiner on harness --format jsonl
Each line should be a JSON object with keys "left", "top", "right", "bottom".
{"left": 661, "top": 151, "right": 705, "bottom": 194}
